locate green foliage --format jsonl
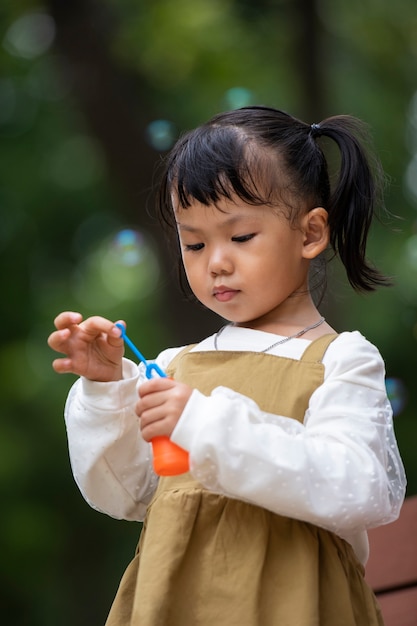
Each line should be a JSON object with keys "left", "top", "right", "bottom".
{"left": 108, "top": 0, "right": 296, "bottom": 122}
{"left": 1, "top": 1, "right": 416, "bottom": 623}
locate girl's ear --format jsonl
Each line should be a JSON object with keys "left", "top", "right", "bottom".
{"left": 301, "top": 207, "right": 329, "bottom": 259}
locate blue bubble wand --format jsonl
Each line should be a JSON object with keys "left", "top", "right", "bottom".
{"left": 115, "top": 323, "right": 166, "bottom": 379}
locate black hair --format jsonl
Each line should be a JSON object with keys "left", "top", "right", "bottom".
{"left": 157, "top": 105, "right": 389, "bottom": 294}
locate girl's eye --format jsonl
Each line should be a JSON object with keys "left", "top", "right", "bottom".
{"left": 232, "top": 233, "right": 256, "bottom": 243}
{"left": 184, "top": 243, "right": 204, "bottom": 252}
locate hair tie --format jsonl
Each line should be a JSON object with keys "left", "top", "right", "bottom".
{"left": 310, "top": 123, "right": 321, "bottom": 138}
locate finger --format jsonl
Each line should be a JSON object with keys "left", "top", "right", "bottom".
{"left": 51, "top": 357, "right": 74, "bottom": 374}
{"left": 54, "top": 311, "right": 83, "bottom": 330}
{"left": 108, "top": 319, "right": 125, "bottom": 344}
{"left": 80, "top": 316, "right": 124, "bottom": 345}
{"left": 139, "top": 377, "right": 174, "bottom": 397}
{"left": 139, "top": 404, "right": 164, "bottom": 423}
{"left": 136, "top": 391, "right": 167, "bottom": 417}
{"left": 47, "top": 328, "right": 71, "bottom": 352}
{"left": 139, "top": 409, "right": 168, "bottom": 441}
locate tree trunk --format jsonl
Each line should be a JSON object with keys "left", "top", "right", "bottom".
{"left": 292, "top": 0, "right": 327, "bottom": 121}
{"left": 47, "top": 0, "right": 219, "bottom": 343}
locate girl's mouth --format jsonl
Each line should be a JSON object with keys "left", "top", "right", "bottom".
{"left": 213, "top": 287, "right": 239, "bottom": 302}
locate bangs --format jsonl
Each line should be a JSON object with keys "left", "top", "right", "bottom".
{"left": 160, "top": 124, "right": 278, "bottom": 222}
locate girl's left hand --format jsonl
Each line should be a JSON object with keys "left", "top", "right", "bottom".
{"left": 136, "top": 377, "right": 193, "bottom": 441}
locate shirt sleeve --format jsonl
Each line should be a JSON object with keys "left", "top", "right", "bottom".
{"left": 64, "top": 347, "right": 183, "bottom": 521}
{"left": 171, "top": 333, "right": 406, "bottom": 535}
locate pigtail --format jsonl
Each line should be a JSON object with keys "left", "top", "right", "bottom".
{"left": 314, "top": 115, "right": 390, "bottom": 292}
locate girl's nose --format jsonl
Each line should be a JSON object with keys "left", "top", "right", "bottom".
{"left": 208, "top": 246, "right": 233, "bottom": 276}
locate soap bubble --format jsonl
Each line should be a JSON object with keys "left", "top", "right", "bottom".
{"left": 72, "top": 228, "right": 160, "bottom": 310}
{"left": 112, "top": 229, "right": 145, "bottom": 266}
{"left": 146, "top": 119, "right": 176, "bottom": 151}
{"left": 386, "top": 377, "right": 408, "bottom": 417}
{"left": 102, "top": 229, "right": 159, "bottom": 300}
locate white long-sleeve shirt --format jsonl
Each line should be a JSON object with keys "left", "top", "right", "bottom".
{"left": 64, "top": 326, "right": 406, "bottom": 564}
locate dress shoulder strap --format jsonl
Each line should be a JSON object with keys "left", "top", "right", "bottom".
{"left": 300, "top": 333, "right": 339, "bottom": 363}
{"left": 165, "top": 344, "right": 196, "bottom": 376}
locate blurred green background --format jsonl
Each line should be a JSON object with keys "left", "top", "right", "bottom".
{"left": 1, "top": 0, "right": 416, "bottom": 623}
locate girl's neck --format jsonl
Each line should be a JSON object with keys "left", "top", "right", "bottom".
{"left": 236, "top": 295, "right": 323, "bottom": 336}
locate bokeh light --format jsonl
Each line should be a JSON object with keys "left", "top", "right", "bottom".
{"left": 386, "top": 377, "right": 408, "bottom": 417}
{"left": 405, "top": 89, "right": 417, "bottom": 205}
{"left": 146, "top": 119, "right": 176, "bottom": 151}
{"left": 27, "top": 57, "right": 71, "bottom": 103}
{"left": 43, "top": 135, "right": 105, "bottom": 189}
{"left": 3, "top": 12, "right": 55, "bottom": 60}
{"left": 405, "top": 154, "right": 417, "bottom": 204}
{"left": 405, "top": 234, "right": 417, "bottom": 269}
{"left": 407, "top": 89, "right": 417, "bottom": 136}
{"left": 0, "top": 79, "right": 16, "bottom": 125}
{"left": 0, "top": 77, "right": 38, "bottom": 136}
{"left": 224, "top": 87, "right": 254, "bottom": 109}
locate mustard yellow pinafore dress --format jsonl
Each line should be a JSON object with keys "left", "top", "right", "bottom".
{"left": 106, "top": 334, "right": 384, "bottom": 626}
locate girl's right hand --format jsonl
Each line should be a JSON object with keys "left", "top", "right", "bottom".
{"left": 47, "top": 311, "right": 125, "bottom": 382}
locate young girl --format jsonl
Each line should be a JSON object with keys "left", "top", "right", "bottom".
{"left": 48, "top": 106, "right": 406, "bottom": 626}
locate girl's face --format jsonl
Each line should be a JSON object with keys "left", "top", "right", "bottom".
{"left": 174, "top": 195, "right": 327, "bottom": 331}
